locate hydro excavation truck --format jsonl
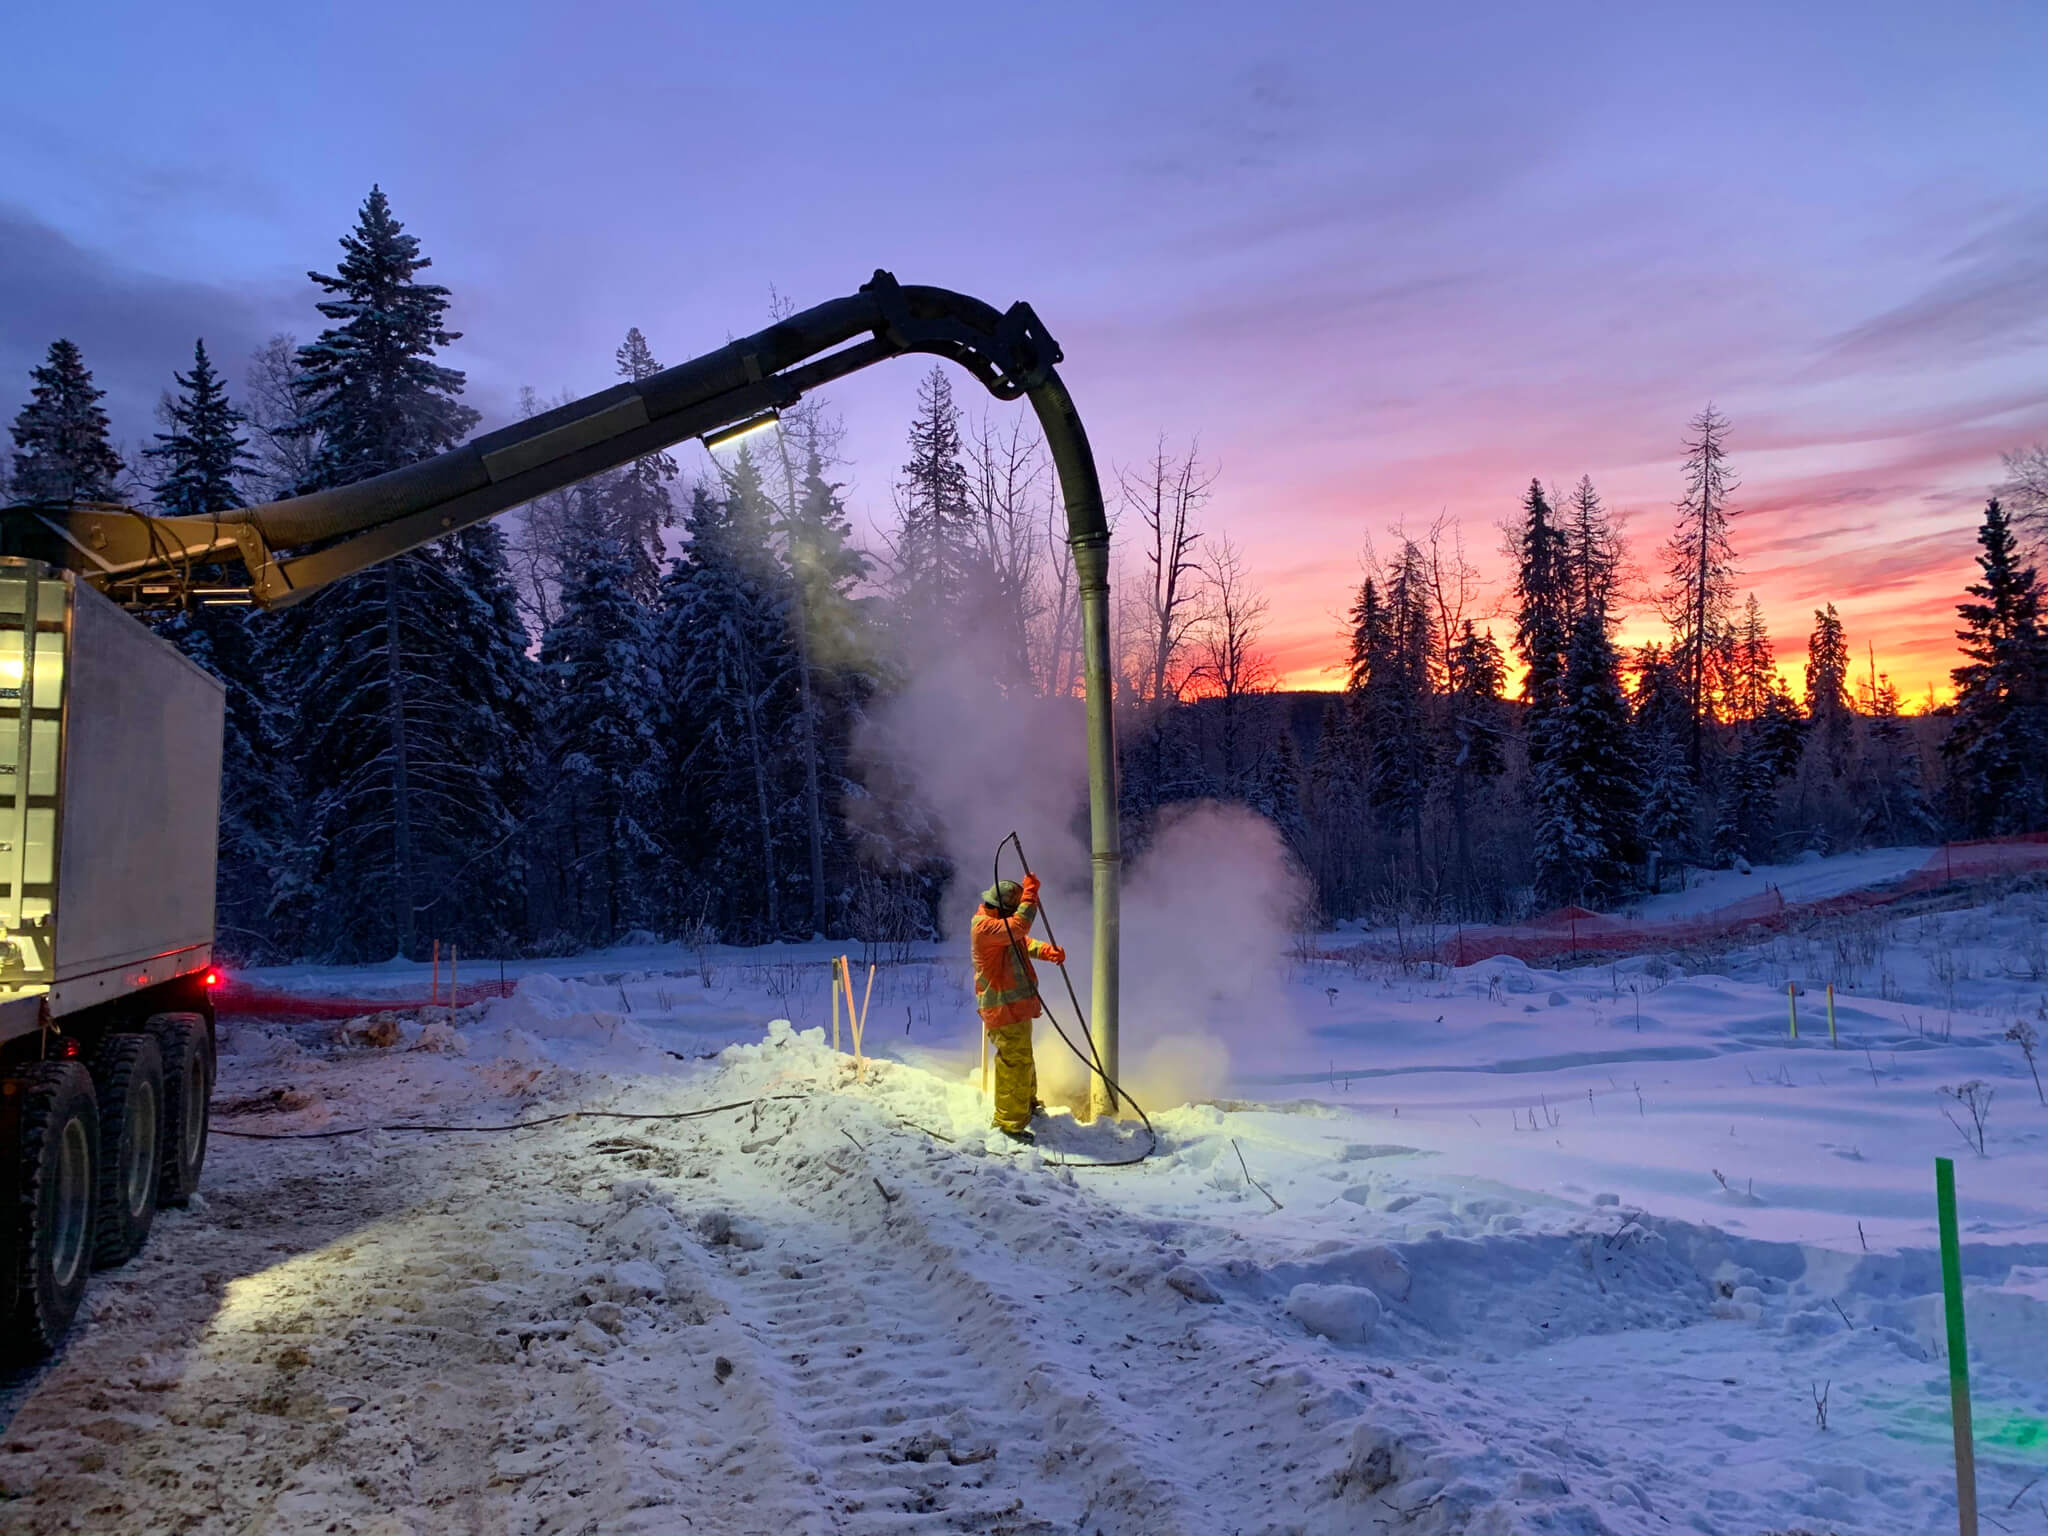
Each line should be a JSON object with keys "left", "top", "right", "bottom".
{"left": 0, "top": 273, "right": 1126, "bottom": 1358}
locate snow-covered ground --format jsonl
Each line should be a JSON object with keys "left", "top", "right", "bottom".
{"left": 1, "top": 878, "right": 2045, "bottom": 1533}
{"left": 1627, "top": 846, "right": 1937, "bottom": 920}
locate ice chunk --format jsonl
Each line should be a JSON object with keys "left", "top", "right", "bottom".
{"left": 1164, "top": 1265, "right": 1222, "bottom": 1304}
{"left": 1285, "top": 1282, "right": 1382, "bottom": 1345}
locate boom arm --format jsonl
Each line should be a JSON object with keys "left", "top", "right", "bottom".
{"left": 0, "top": 270, "right": 1125, "bottom": 1117}
{"left": 7, "top": 272, "right": 1098, "bottom": 608}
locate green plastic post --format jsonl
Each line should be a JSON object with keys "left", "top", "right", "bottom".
{"left": 1936, "top": 1157, "right": 1979, "bottom": 1536}
{"left": 1788, "top": 982, "right": 1798, "bottom": 1040}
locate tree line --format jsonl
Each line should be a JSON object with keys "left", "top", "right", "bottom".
{"left": 8, "top": 186, "right": 2048, "bottom": 955}
{"left": 1287, "top": 418, "right": 2048, "bottom": 921}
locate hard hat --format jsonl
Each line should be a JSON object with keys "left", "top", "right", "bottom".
{"left": 980, "top": 879, "right": 1023, "bottom": 914}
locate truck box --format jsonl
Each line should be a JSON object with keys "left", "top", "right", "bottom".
{"left": 0, "top": 560, "right": 224, "bottom": 1042}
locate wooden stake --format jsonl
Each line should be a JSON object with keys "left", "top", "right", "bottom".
{"left": 857, "top": 963, "right": 876, "bottom": 1079}
{"left": 1788, "top": 981, "right": 1799, "bottom": 1041}
{"left": 1826, "top": 983, "right": 1837, "bottom": 1046}
{"left": 431, "top": 939, "right": 440, "bottom": 1007}
{"left": 838, "top": 954, "right": 868, "bottom": 1082}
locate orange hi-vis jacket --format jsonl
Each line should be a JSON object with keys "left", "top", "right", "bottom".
{"left": 971, "top": 898, "right": 1057, "bottom": 1030}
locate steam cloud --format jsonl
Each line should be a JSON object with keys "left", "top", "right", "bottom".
{"left": 854, "top": 645, "right": 1308, "bottom": 1109}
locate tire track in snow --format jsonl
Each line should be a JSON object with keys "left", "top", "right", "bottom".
{"left": 704, "top": 1101, "right": 1295, "bottom": 1536}
{"left": 698, "top": 1206, "right": 1080, "bottom": 1534}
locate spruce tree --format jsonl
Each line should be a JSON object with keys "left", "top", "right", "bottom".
{"left": 1306, "top": 695, "right": 1371, "bottom": 917}
{"left": 9, "top": 340, "right": 126, "bottom": 504}
{"left": 1631, "top": 643, "right": 1698, "bottom": 881}
{"left": 537, "top": 532, "right": 662, "bottom": 944}
{"left": 1534, "top": 599, "right": 1643, "bottom": 907}
{"left": 1563, "top": 474, "right": 1621, "bottom": 623}
{"left": 1638, "top": 730, "right": 1696, "bottom": 886}
{"left": 282, "top": 186, "right": 538, "bottom": 962}
{"left": 140, "top": 339, "right": 293, "bottom": 957}
{"left": 1711, "top": 736, "right": 1776, "bottom": 865}
{"left": 584, "top": 327, "right": 678, "bottom": 601}
{"left": 1858, "top": 672, "right": 1939, "bottom": 844}
{"left": 1512, "top": 480, "right": 1569, "bottom": 767}
{"left": 428, "top": 523, "right": 541, "bottom": 951}
{"left": 770, "top": 431, "right": 874, "bottom": 936}
{"left": 293, "top": 186, "right": 478, "bottom": 486}
{"left": 1728, "top": 594, "right": 1776, "bottom": 724}
{"left": 1631, "top": 643, "right": 1692, "bottom": 747}
{"left": 658, "top": 464, "right": 798, "bottom": 940}
{"left": 1444, "top": 621, "right": 1507, "bottom": 911}
{"left": 146, "top": 340, "right": 254, "bottom": 516}
{"left": 1345, "top": 576, "right": 1385, "bottom": 694}
{"left": 1363, "top": 541, "right": 1435, "bottom": 863}
{"left": 888, "top": 367, "right": 976, "bottom": 649}
{"left": 1805, "top": 603, "right": 1853, "bottom": 777}
{"left": 1711, "top": 598, "right": 1803, "bottom": 862}
{"left": 1247, "top": 729, "right": 1309, "bottom": 860}
{"left": 1944, "top": 498, "right": 2048, "bottom": 835}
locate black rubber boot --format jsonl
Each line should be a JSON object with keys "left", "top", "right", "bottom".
{"left": 998, "top": 1127, "right": 1036, "bottom": 1146}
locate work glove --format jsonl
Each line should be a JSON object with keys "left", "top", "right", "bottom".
{"left": 1021, "top": 873, "right": 1042, "bottom": 904}
{"left": 1039, "top": 944, "right": 1066, "bottom": 966}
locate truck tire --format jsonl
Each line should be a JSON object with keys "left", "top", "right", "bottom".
{"left": 145, "top": 1013, "right": 211, "bottom": 1207}
{"left": 3, "top": 1061, "right": 98, "bottom": 1361}
{"left": 89, "top": 1034, "right": 163, "bottom": 1267}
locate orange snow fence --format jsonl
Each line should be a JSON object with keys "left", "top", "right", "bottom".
{"left": 213, "top": 977, "right": 517, "bottom": 1020}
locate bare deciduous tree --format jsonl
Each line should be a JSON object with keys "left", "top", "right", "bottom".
{"left": 504, "top": 384, "right": 587, "bottom": 636}
{"left": 1420, "top": 512, "right": 1482, "bottom": 686}
{"left": 2001, "top": 442, "right": 2048, "bottom": 550}
{"left": 964, "top": 410, "right": 1049, "bottom": 694}
{"left": 1122, "top": 436, "right": 1216, "bottom": 705}
{"left": 242, "top": 333, "right": 321, "bottom": 500}
{"left": 1037, "top": 491, "right": 1082, "bottom": 697}
{"left": 1190, "top": 534, "right": 1275, "bottom": 791}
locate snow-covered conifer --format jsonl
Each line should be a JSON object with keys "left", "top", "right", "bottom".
{"left": 537, "top": 532, "right": 663, "bottom": 944}
{"left": 9, "top": 340, "right": 125, "bottom": 504}
{"left": 657, "top": 461, "right": 798, "bottom": 940}
{"left": 1944, "top": 498, "right": 2048, "bottom": 834}
{"left": 279, "top": 186, "right": 539, "bottom": 962}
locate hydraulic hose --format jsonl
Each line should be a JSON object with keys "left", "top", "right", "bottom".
{"left": 212, "top": 1092, "right": 814, "bottom": 1140}
{"left": 993, "top": 832, "right": 1155, "bottom": 1168}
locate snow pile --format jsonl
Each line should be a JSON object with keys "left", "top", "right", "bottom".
{"left": 464, "top": 971, "right": 680, "bottom": 1075}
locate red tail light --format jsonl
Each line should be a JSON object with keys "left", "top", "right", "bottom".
{"left": 202, "top": 969, "right": 222, "bottom": 989}
{"left": 56, "top": 1036, "right": 79, "bottom": 1059}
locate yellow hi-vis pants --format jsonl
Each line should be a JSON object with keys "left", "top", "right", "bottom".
{"left": 990, "top": 1019, "right": 1037, "bottom": 1133}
